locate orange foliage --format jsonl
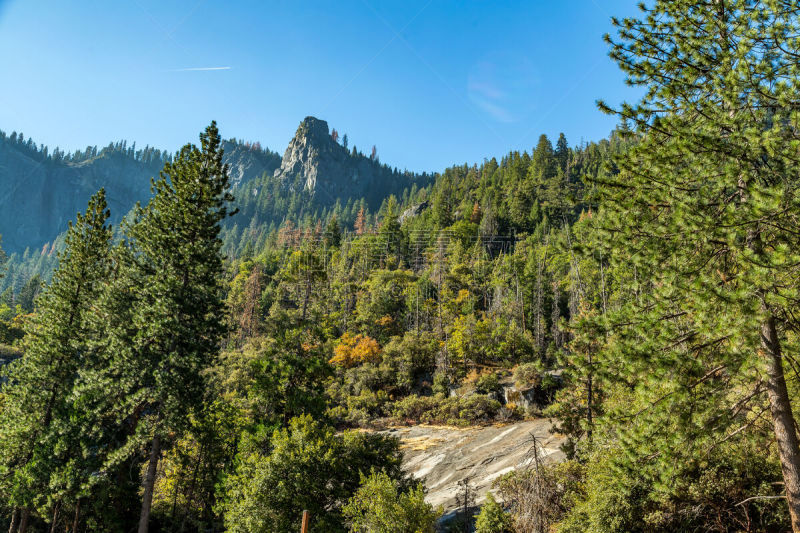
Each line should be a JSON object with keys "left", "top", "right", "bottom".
{"left": 375, "top": 315, "right": 394, "bottom": 327}
{"left": 329, "top": 332, "right": 381, "bottom": 368}
{"left": 301, "top": 342, "right": 318, "bottom": 352}
{"left": 455, "top": 289, "right": 471, "bottom": 304}
{"left": 470, "top": 202, "right": 482, "bottom": 223}
{"left": 354, "top": 207, "right": 367, "bottom": 235}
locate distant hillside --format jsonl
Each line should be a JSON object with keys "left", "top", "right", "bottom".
{"left": 0, "top": 117, "right": 434, "bottom": 300}
{"left": 0, "top": 131, "right": 280, "bottom": 254}
{"left": 0, "top": 118, "right": 431, "bottom": 255}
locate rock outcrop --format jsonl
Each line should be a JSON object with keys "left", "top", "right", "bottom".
{"left": 399, "top": 201, "right": 429, "bottom": 224}
{"left": 222, "top": 140, "right": 281, "bottom": 188}
{"left": 382, "top": 420, "right": 564, "bottom": 517}
{"left": 273, "top": 116, "right": 428, "bottom": 206}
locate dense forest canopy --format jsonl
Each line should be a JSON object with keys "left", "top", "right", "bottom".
{"left": 1, "top": 1, "right": 800, "bottom": 532}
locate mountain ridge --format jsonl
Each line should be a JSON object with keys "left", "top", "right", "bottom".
{"left": 0, "top": 117, "right": 430, "bottom": 254}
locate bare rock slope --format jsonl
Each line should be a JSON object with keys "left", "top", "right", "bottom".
{"left": 381, "top": 420, "right": 565, "bottom": 513}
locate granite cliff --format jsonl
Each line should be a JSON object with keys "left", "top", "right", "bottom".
{"left": 273, "top": 116, "right": 428, "bottom": 206}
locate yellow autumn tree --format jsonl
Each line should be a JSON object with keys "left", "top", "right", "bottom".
{"left": 329, "top": 332, "right": 381, "bottom": 368}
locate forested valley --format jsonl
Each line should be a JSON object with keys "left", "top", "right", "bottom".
{"left": 2, "top": 1, "right": 800, "bottom": 532}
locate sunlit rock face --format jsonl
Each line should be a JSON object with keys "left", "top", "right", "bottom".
{"left": 273, "top": 116, "right": 399, "bottom": 206}
{"left": 381, "top": 420, "right": 565, "bottom": 517}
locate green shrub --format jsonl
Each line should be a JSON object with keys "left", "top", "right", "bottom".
{"left": 555, "top": 440, "right": 789, "bottom": 533}
{"left": 513, "top": 362, "right": 541, "bottom": 388}
{"left": 391, "top": 394, "right": 441, "bottom": 422}
{"left": 432, "top": 371, "right": 450, "bottom": 396}
{"left": 391, "top": 394, "right": 501, "bottom": 425}
{"left": 475, "top": 371, "right": 501, "bottom": 394}
{"left": 343, "top": 470, "right": 441, "bottom": 532}
{"left": 222, "top": 415, "right": 403, "bottom": 533}
{"left": 474, "top": 493, "right": 512, "bottom": 533}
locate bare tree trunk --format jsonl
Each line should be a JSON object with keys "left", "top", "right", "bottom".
{"left": 138, "top": 435, "right": 161, "bottom": 533}
{"left": 8, "top": 509, "right": 19, "bottom": 533}
{"left": 179, "top": 443, "right": 204, "bottom": 533}
{"left": 301, "top": 279, "right": 311, "bottom": 321}
{"left": 17, "top": 509, "right": 29, "bottom": 533}
{"left": 49, "top": 501, "right": 59, "bottom": 533}
{"left": 551, "top": 283, "right": 561, "bottom": 350}
{"left": 535, "top": 258, "right": 544, "bottom": 351}
{"left": 762, "top": 314, "right": 800, "bottom": 532}
{"left": 169, "top": 464, "right": 184, "bottom": 525}
{"left": 586, "top": 362, "right": 593, "bottom": 444}
{"left": 71, "top": 500, "right": 80, "bottom": 533}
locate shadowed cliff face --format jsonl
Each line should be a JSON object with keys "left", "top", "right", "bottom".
{"left": 0, "top": 137, "right": 279, "bottom": 253}
{"left": 0, "top": 142, "right": 156, "bottom": 253}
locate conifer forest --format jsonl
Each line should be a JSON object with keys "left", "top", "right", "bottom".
{"left": 2, "top": 1, "right": 800, "bottom": 531}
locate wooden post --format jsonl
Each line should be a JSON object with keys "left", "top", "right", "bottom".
{"left": 301, "top": 510, "right": 310, "bottom": 533}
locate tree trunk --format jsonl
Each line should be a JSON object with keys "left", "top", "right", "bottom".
{"left": 301, "top": 280, "right": 311, "bottom": 322}
{"left": 17, "top": 510, "right": 29, "bottom": 533}
{"left": 49, "top": 501, "right": 59, "bottom": 533}
{"left": 762, "top": 314, "right": 800, "bottom": 532}
{"left": 71, "top": 500, "right": 80, "bottom": 533}
{"left": 179, "top": 443, "right": 204, "bottom": 533}
{"left": 586, "top": 363, "right": 593, "bottom": 443}
{"left": 8, "top": 509, "right": 19, "bottom": 533}
{"left": 138, "top": 435, "right": 161, "bottom": 533}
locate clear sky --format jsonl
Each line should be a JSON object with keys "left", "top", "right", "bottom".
{"left": 0, "top": 0, "right": 642, "bottom": 173}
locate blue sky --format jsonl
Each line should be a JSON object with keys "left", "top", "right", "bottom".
{"left": 0, "top": 0, "right": 641, "bottom": 172}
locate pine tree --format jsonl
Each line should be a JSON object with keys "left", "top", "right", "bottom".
{"left": 0, "top": 236, "right": 6, "bottom": 271}
{"left": 470, "top": 202, "right": 482, "bottom": 224}
{"left": 16, "top": 274, "right": 42, "bottom": 313}
{"left": 104, "top": 122, "right": 234, "bottom": 533}
{"left": 239, "top": 264, "right": 264, "bottom": 341}
{"left": 595, "top": 1, "right": 800, "bottom": 528}
{"left": 324, "top": 216, "right": 341, "bottom": 248}
{"left": 0, "top": 190, "right": 112, "bottom": 532}
{"left": 0, "top": 287, "right": 12, "bottom": 307}
{"left": 530, "top": 134, "right": 563, "bottom": 221}
{"left": 554, "top": 132, "right": 569, "bottom": 173}
{"left": 474, "top": 493, "right": 511, "bottom": 533}
{"left": 531, "top": 134, "right": 555, "bottom": 181}
{"left": 378, "top": 196, "right": 403, "bottom": 262}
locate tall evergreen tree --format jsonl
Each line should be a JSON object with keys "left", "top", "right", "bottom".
{"left": 324, "top": 216, "right": 342, "bottom": 249}
{"left": 16, "top": 274, "right": 42, "bottom": 313}
{"left": 554, "top": 132, "right": 569, "bottom": 172}
{"left": 0, "top": 190, "right": 112, "bottom": 533}
{"left": 595, "top": 1, "right": 800, "bottom": 529}
{"left": 104, "top": 122, "right": 234, "bottom": 533}
{"left": 378, "top": 196, "right": 403, "bottom": 262}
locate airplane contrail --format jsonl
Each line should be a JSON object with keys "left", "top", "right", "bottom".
{"left": 171, "top": 66, "right": 232, "bottom": 71}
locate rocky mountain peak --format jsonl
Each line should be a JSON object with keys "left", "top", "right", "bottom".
{"left": 272, "top": 116, "right": 424, "bottom": 206}
{"left": 273, "top": 116, "right": 351, "bottom": 203}
{"left": 297, "top": 115, "right": 331, "bottom": 141}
